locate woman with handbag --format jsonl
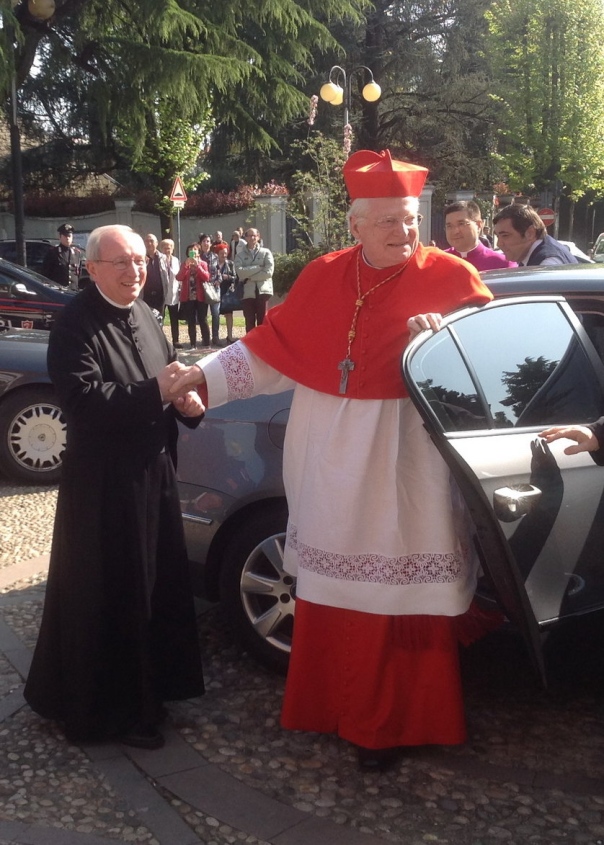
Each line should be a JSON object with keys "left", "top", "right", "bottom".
{"left": 217, "top": 246, "right": 241, "bottom": 345}
{"left": 198, "top": 233, "right": 223, "bottom": 347}
{"left": 176, "top": 244, "right": 211, "bottom": 349}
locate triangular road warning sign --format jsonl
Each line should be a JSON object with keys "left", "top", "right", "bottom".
{"left": 170, "top": 176, "right": 188, "bottom": 202}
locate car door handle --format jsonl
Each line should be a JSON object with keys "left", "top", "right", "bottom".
{"left": 493, "top": 484, "right": 542, "bottom": 522}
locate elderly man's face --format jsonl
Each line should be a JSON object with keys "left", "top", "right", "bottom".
{"left": 88, "top": 230, "right": 147, "bottom": 307}
{"left": 245, "top": 229, "right": 260, "bottom": 248}
{"left": 144, "top": 234, "right": 158, "bottom": 255}
{"left": 349, "top": 197, "right": 421, "bottom": 268}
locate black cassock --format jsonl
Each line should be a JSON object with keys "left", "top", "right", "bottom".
{"left": 24, "top": 285, "right": 204, "bottom": 742}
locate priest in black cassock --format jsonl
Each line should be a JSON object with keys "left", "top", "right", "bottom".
{"left": 24, "top": 225, "right": 205, "bottom": 749}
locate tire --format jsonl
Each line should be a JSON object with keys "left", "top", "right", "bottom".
{"left": 219, "top": 502, "right": 292, "bottom": 673}
{"left": 0, "top": 387, "right": 66, "bottom": 484}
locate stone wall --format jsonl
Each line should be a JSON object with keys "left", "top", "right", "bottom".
{"left": 0, "top": 195, "right": 288, "bottom": 258}
{"left": 0, "top": 189, "right": 434, "bottom": 256}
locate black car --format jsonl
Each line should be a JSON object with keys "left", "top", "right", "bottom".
{"left": 0, "top": 327, "right": 65, "bottom": 484}
{"left": 0, "top": 258, "right": 76, "bottom": 331}
{"left": 0, "top": 239, "right": 54, "bottom": 276}
{"left": 0, "top": 241, "right": 90, "bottom": 291}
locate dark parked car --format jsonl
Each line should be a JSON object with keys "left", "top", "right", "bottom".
{"left": 0, "top": 239, "right": 54, "bottom": 276}
{"left": 0, "top": 258, "right": 76, "bottom": 331}
{"left": 0, "top": 327, "right": 65, "bottom": 484}
{"left": 0, "top": 241, "right": 90, "bottom": 291}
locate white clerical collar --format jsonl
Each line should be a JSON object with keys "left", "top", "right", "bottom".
{"left": 361, "top": 250, "right": 379, "bottom": 268}
{"left": 361, "top": 249, "right": 414, "bottom": 269}
{"left": 96, "top": 284, "right": 134, "bottom": 310}
{"left": 459, "top": 243, "right": 479, "bottom": 258}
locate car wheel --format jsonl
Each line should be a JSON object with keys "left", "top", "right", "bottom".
{"left": 0, "top": 387, "right": 66, "bottom": 484}
{"left": 219, "top": 503, "right": 293, "bottom": 673}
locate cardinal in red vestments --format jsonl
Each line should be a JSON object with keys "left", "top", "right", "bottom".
{"left": 171, "top": 150, "right": 499, "bottom": 770}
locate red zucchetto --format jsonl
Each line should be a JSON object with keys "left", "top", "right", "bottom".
{"left": 343, "top": 150, "right": 429, "bottom": 199}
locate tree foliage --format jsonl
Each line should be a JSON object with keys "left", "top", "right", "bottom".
{"left": 486, "top": 0, "right": 604, "bottom": 199}
{"left": 316, "top": 0, "right": 500, "bottom": 192}
{"left": 5, "top": 0, "right": 604, "bottom": 219}
{"left": 501, "top": 356, "right": 556, "bottom": 418}
{"left": 1, "top": 0, "right": 366, "bottom": 200}
{"left": 288, "top": 133, "right": 349, "bottom": 251}
{"left": 272, "top": 133, "right": 348, "bottom": 295}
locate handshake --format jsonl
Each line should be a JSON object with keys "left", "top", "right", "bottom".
{"left": 157, "top": 361, "right": 208, "bottom": 417}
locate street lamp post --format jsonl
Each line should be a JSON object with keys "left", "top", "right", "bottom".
{"left": 319, "top": 65, "right": 381, "bottom": 155}
{"left": 6, "top": 0, "right": 55, "bottom": 266}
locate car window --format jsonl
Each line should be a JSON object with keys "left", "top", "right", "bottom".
{"left": 578, "top": 311, "right": 604, "bottom": 363}
{"left": 408, "top": 300, "right": 604, "bottom": 432}
{"left": 26, "top": 243, "right": 51, "bottom": 268}
{"left": 0, "top": 244, "right": 17, "bottom": 263}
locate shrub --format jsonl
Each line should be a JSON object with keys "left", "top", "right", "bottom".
{"left": 273, "top": 247, "right": 324, "bottom": 297}
{"left": 182, "top": 187, "right": 257, "bottom": 216}
{"left": 21, "top": 192, "right": 115, "bottom": 216}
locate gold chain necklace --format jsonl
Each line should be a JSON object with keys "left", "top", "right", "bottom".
{"left": 338, "top": 253, "right": 408, "bottom": 394}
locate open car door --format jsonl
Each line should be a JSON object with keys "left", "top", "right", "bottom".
{"left": 401, "top": 296, "right": 604, "bottom": 685}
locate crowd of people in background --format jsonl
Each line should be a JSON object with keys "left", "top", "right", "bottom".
{"left": 41, "top": 200, "right": 577, "bottom": 353}
{"left": 126, "top": 226, "right": 275, "bottom": 350}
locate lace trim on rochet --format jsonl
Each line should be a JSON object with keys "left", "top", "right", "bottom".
{"left": 286, "top": 523, "right": 464, "bottom": 585}
{"left": 222, "top": 343, "right": 255, "bottom": 402}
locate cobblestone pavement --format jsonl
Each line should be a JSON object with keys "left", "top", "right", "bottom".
{"left": 0, "top": 481, "right": 604, "bottom": 845}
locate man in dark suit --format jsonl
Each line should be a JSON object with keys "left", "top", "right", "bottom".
{"left": 41, "top": 223, "right": 83, "bottom": 288}
{"left": 493, "top": 204, "right": 578, "bottom": 267}
{"left": 143, "top": 233, "right": 170, "bottom": 317}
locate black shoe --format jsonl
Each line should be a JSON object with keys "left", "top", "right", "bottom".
{"left": 174, "top": 342, "right": 184, "bottom": 349}
{"left": 356, "top": 745, "right": 401, "bottom": 772}
{"left": 119, "top": 725, "right": 165, "bottom": 750}
{"left": 212, "top": 338, "right": 225, "bottom": 347}
{"left": 226, "top": 338, "right": 236, "bottom": 344}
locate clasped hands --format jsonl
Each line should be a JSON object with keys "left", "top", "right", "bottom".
{"left": 157, "top": 361, "right": 207, "bottom": 417}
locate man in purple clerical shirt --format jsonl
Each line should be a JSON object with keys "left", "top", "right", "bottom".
{"left": 444, "top": 200, "right": 517, "bottom": 271}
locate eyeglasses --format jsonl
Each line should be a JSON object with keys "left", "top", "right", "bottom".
{"left": 370, "top": 214, "right": 423, "bottom": 230}
{"left": 94, "top": 257, "right": 147, "bottom": 271}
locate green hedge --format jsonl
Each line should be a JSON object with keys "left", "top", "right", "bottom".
{"left": 272, "top": 247, "right": 325, "bottom": 297}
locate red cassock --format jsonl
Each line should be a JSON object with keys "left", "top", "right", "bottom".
{"left": 236, "top": 243, "right": 498, "bottom": 749}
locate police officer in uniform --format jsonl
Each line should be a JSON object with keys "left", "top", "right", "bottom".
{"left": 41, "top": 223, "right": 83, "bottom": 289}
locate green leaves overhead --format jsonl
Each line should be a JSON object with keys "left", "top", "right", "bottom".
{"left": 486, "top": 0, "right": 604, "bottom": 198}
{"left": 5, "top": 0, "right": 366, "bottom": 159}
